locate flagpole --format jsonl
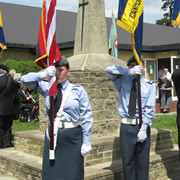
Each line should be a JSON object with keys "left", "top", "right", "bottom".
{"left": 47, "top": 53, "right": 54, "bottom": 159}
{"left": 49, "top": 97, "right": 55, "bottom": 161}
{"left": 48, "top": 62, "right": 55, "bottom": 161}
{"left": 137, "top": 74, "right": 142, "bottom": 128}
{"left": 47, "top": 57, "right": 55, "bottom": 161}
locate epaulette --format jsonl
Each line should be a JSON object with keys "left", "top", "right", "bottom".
{"left": 42, "top": 79, "right": 48, "bottom": 82}
{"left": 145, "top": 79, "right": 154, "bottom": 84}
{"left": 73, "top": 84, "right": 80, "bottom": 88}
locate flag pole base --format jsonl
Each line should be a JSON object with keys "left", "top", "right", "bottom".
{"left": 49, "top": 150, "right": 55, "bottom": 160}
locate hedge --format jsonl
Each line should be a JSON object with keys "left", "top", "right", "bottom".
{"left": 1, "top": 59, "right": 41, "bottom": 75}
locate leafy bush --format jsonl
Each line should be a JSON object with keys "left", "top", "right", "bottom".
{"left": 2, "top": 59, "right": 40, "bottom": 75}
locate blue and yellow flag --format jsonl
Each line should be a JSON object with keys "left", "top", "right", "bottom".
{"left": 117, "top": 0, "right": 143, "bottom": 66}
{"left": 172, "top": 0, "right": 180, "bottom": 26}
{"left": 109, "top": 11, "right": 118, "bottom": 58}
{"left": 0, "top": 10, "right": 7, "bottom": 56}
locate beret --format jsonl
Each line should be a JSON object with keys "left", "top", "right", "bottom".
{"left": 55, "top": 56, "right": 69, "bottom": 68}
{"left": 127, "top": 56, "right": 144, "bottom": 66}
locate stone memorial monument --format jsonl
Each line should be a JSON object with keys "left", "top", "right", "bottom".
{"left": 67, "top": 0, "right": 126, "bottom": 137}
{"left": 40, "top": 0, "right": 126, "bottom": 137}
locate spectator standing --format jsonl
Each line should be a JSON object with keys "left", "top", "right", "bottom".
{"left": 158, "top": 65, "right": 165, "bottom": 80}
{"left": 164, "top": 68, "right": 172, "bottom": 81}
{"left": 0, "top": 64, "right": 19, "bottom": 148}
{"left": 157, "top": 65, "right": 165, "bottom": 102}
{"left": 160, "top": 76, "right": 172, "bottom": 113}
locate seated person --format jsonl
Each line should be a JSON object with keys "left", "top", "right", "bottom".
{"left": 18, "top": 84, "right": 37, "bottom": 122}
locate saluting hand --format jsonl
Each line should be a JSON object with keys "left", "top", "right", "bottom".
{"left": 41, "top": 65, "right": 56, "bottom": 79}
{"left": 129, "top": 65, "right": 142, "bottom": 75}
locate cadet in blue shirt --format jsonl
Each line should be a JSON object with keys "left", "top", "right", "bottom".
{"left": 172, "top": 69, "right": 180, "bottom": 159}
{"left": 21, "top": 57, "right": 93, "bottom": 180}
{"left": 106, "top": 56, "right": 156, "bottom": 180}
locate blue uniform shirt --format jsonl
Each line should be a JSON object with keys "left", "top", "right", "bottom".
{"left": 20, "top": 72, "right": 93, "bottom": 144}
{"left": 106, "top": 65, "right": 156, "bottom": 131}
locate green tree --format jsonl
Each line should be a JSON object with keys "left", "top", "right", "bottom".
{"left": 156, "top": 0, "right": 174, "bottom": 26}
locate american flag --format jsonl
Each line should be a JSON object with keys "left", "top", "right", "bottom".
{"left": 35, "top": 0, "right": 61, "bottom": 160}
{"left": 35, "top": 0, "right": 61, "bottom": 96}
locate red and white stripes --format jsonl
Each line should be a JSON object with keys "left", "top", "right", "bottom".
{"left": 45, "top": 0, "right": 61, "bottom": 96}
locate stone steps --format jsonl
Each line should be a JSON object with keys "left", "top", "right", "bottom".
{"left": 0, "top": 147, "right": 179, "bottom": 180}
{"left": 0, "top": 148, "right": 42, "bottom": 180}
{"left": 0, "top": 127, "right": 178, "bottom": 180}
{"left": 85, "top": 148, "right": 180, "bottom": 180}
{"left": 13, "top": 128, "right": 174, "bottom": 167}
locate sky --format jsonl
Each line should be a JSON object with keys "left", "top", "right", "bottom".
{"left": 0, "top": 0, "right": 165, "bottom": 24}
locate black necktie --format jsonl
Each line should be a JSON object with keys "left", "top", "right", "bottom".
{"left": 54, "top": 84, "right": 62, "bottom": 118}
{"left": 128, "top": 78, "right": 137, "bottom": 117}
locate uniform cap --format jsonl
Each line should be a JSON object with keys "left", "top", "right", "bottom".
{"left": 127, "top": 56, "right": 144, "bottom": 66}
{"left": 55, "top": 56, "right": 69, "bottom": 69}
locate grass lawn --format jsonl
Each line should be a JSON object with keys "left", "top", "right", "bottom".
{"left": 12, "top": 114, "right": 178, "bottom": 144}
{"left": 152, "top": 114, "right": 178, "bottom": 144}
{"left": 12, "top": 120, "right": 40, "bottom": 133}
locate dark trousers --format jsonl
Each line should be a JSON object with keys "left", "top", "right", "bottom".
{"left": 120, "top": 124, "right": 150, "bottom": 180}
{"left": 0, "top": 115, "right": 14, "bottom": 148}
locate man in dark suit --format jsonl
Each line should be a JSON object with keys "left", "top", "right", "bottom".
{"left": 172, "top": 69, "right": 180, "bottom": 157}
{"left": 18, "top": 84, "right": 37, "bottom": 122}
{"left": 0, "top": 64, "right": 19, "bottom": 148}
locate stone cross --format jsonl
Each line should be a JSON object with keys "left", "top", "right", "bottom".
{"left": 73, "top": 0, "right": 108, "bottom": 55}
{"left": 79, "top": 0, "right": 88, "bottom": 50}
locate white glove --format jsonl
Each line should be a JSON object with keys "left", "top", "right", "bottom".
{"left": 137, "top": 130, "right": 147, "bottom": 143}
{"left": 81, "top": 143, "right": 92, "bottom": 156}
{"left": 129, "top": 65, "right": 142, "bottom": 75}
{"left": 41, "top": 65, "right": 56, "bottom": 79}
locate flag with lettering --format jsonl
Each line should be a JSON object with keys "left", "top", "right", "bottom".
{"left": 35, "top": 0, "right": 61, "bottom": 96}
{"left": 109, "top": 11, "right": 118, "bottom": 58}
{"left": 0, "top": 10, "right": 7, "bottom": 56}
{"left": 172, "top": 0, "right": 180, "bottom": 26}
{"left": 117, "top": 0, "right": 144, "bottom": 65}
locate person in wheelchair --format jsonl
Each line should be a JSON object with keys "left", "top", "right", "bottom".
{"left": 18, "top": 84, "right": 38, "bottom": 122}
